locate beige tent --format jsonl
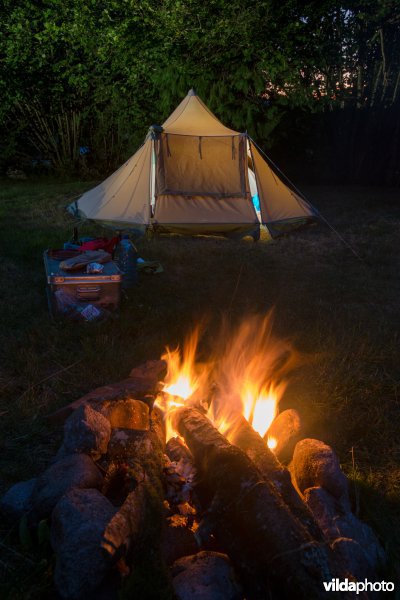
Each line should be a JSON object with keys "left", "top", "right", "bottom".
{"left": 69, "top": 89, "right": 315, "bottom": 239}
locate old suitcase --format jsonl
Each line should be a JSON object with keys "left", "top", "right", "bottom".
{"left": 44, "top": 249, "right": 122, "bottom": 318}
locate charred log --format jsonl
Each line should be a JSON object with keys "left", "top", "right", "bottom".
{"left": 228, "top": 414, "right": 288, "bottom": 485}
{"left": 166, "top": 436, "right": 195, "bottom": 464}
{"left": 229, "top": 414, "right": 324, "bottom": 542}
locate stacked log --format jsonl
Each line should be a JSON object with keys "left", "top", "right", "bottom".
{"left": 228, "top": 413, "right": 325, "bottom": 542}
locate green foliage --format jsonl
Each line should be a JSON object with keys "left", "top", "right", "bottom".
{"left": 0, "top": 0, "right": 163, "bottom": 172}
{"left": 0, "top": 0, "right": 399, "bottom": 173}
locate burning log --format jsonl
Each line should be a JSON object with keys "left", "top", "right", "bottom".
{"left": 166, "top": 436, "right": 195, "bottom": 464}
{"left": 228, "top": 413, "right": 289, "bottom": 486}
{"left": 172, "top": 407, "right": 350, "bottom": 600}
{"left": 150, "top": 406, "right": 166, "bottom": 452}
{"left": 228, "top": 413, "right": 324, "bottom": 542}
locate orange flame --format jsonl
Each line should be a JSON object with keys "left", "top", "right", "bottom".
{"left": 156, "top": 313, "right": 298, "bottom": 445}
{"left": 155, "top": 327, "right": 210, "bottom": 441}
{"left": 208, "top": 313, "right": 291, "bottom": 441}
{"left": 162, "top": 328, "right": 200, "bottom": 400}
{"left": 242, "top": 381, "right": 287, "bottom": 438}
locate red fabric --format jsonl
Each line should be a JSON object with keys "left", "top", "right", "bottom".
{"left": 80, "top": 237, "right": 119, "bottom": 254}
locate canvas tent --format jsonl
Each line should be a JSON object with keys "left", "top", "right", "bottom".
{"left": 69, "top": 89, "right": 316, "bottom": 239}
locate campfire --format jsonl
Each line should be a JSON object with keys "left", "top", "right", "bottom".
{"left": 155, "top": 314, "right": 292, "bottom": 454}
{"left": 1, "top": 314, "right": 385, "bottom": 599}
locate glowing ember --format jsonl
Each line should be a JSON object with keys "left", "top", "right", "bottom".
{"left": 267, "top": 436, "right": 278, "bottom": 450}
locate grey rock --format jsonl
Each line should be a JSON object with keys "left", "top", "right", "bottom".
{"left": 0, "top": 478, "right": 37, "bottom": 520}
{"left": 52, "top": 488, "right": 117, "bottom": 599}
{"left": 304, "top": 486, "right": 385, "bottom": 571}
{"left": 32, "top": 454, "right": 103, "bottom": 518}
{"left": 333, "top": 512, "right": 386, "bottom": 571}
{"left": 292, "top": 438, "right": 349, "bottom": 505}
{"left": 265, "top": 409, "right": 302, "bottom": 463}
{"left": 331, "top": 537, "right": 374, "bottom": 580}
{"left": 63, "top": 404, "right": 111, "bottom": 460}
{"left": 303, "top": 486, "right": 344, "bottom": 533}
{"left": 46, "top": 360, "right": 164, "bottom": 426}
{"left": 171, "top": 551, "right": 242, "bottom": 600}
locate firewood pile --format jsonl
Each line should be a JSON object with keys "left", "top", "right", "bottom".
{"left": 1, "top": 358, "right": 385, "bottom": 600}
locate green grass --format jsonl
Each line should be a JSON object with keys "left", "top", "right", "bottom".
{"left": 1, "top": 178, "right": 400, "bottom": 596}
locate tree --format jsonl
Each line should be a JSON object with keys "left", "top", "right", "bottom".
{"left": 0, "top": 0, "right": 399, "bottom": 181}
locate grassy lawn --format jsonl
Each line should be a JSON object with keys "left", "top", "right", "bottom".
{"left": 0, "top": 178, "right": 399, "bottom": 596}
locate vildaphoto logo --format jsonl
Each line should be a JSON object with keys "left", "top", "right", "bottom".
{"left": 323, "top": 578, "right": 395, "bottom": 594}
